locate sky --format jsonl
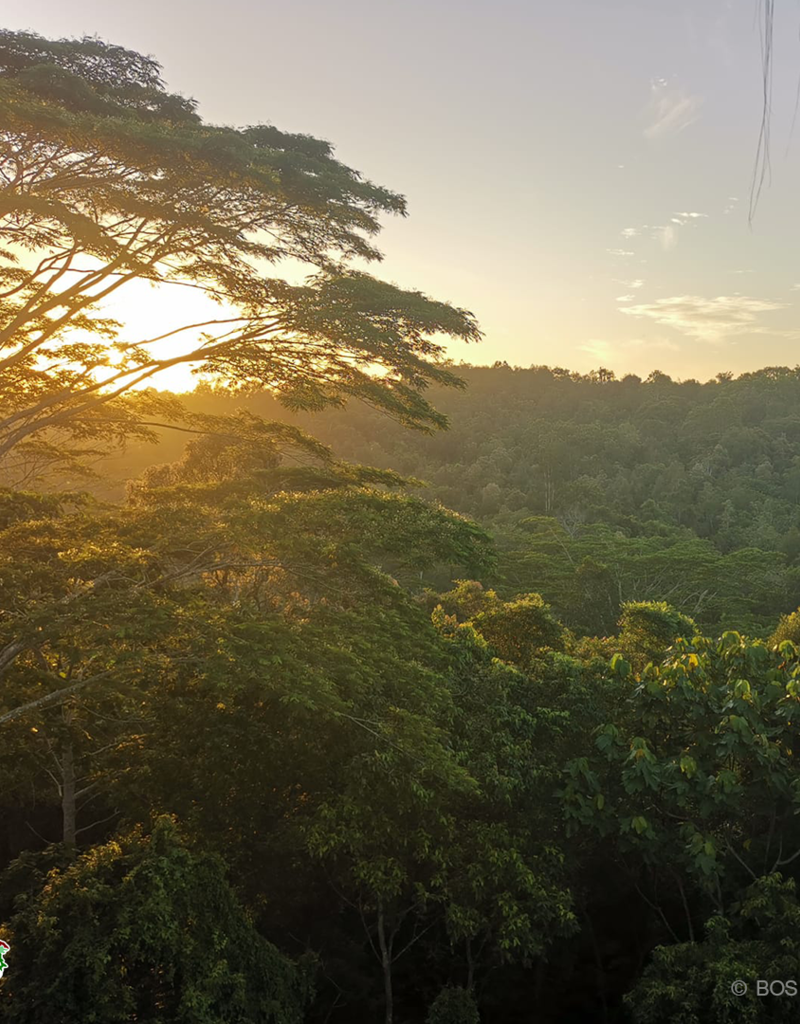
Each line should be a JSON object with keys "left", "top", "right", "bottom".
{"left": 10, "top": 0, "right": 800, "bottom": 381}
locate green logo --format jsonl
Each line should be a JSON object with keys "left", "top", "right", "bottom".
{"left": 0, "top": 940, "right": 9, "bottom": 978}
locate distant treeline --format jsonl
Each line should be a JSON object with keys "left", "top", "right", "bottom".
{"left": 101, "top": 364, "right": 800, "bottom": 635}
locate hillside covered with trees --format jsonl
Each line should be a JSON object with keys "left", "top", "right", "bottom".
{"left": 104, "top": 363, "right": 800, "bottom": 638}
{"left": 3, "top": 26, "right": 800, "bottom": 1024}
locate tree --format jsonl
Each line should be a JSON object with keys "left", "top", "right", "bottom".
{"left": 431, "top": 582, "right": 572, "bottom": 671}
{"left": 563, "top": 631, "right": 800, "bottom": 929}
{"left": 769, "top": 607, "right": 800, "bottom": 646}
{"left": 616, "top": 601, "right": 696, "bottom": 672}
{"left": 429, "top": 613, "right": 575, "bottom": 991}
{"left": 426, "top": 986, "right": 480, "bottom": 1024}
{"left": 628, "top": 874, "right": 800, "bottom": 1024}
{"left": 302, "top": 609, "right": 574, "bottom": 1024}
{"left": 0, "top": 817, "right": 313, "bottom": 1023}
{"left": 0, "top": 29, "right": 480, "bottom": 478}
{"left": 464, "top": 591, "right": 566, "bottom": 669}
{"left": 0, "top": 437, "right": 492, "bottom": 788}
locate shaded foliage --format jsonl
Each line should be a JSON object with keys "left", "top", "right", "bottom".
{"left": 0, "top": 817, "right": 312, "bottom": 1023}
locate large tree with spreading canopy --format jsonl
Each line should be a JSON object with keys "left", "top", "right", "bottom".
{"left": 0, "top": 29, "right": 480, "bottom": 480}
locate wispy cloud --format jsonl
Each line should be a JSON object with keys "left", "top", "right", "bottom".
{"left": 607, "top": 248, "right": 634, "bottom": 257}
{"left": 616, "top": 294, "right": 635, "bottom": 302}
{"left": 654, "top": 225, "right": 677, "bottom": 250}
{"left": 616, "top": 212, "right": 706, "bottom": 258}
{"left": 620, "top": 294, "right": 785, "bottom": 342}
{"left": 724, "top": 196, "right": 739, "bottom": 215}
{"left": 644, "top": 80, "right": 702, "bottom": 139}
{"left": 579, "top": 337, "right": 679, "bottom": 360}
{"left": 579, "top": 339, "right": 615, "bottom": 360}
{"left": 628, "top": 279, "right": 645, "bottom": 290}
{"left": 670, "top": 212, "right": 708, "bottom": 226}
{"left": 654, "top": 213, "right": 706, "bottom": 250}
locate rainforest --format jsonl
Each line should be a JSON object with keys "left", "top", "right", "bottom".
{"left": 3, "top": 19, "right": 800, "bottom": 1024}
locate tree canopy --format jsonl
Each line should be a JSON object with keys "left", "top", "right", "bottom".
{"left": 0, "top": 29, "right": 479, "bottom": 482}
{"left": 5, "top": 24, "right": 800, "bottom": 1024}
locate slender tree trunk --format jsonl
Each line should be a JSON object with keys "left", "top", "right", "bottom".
{"left": 466, "top": 937, "right": 475, "bottom": 991}
{"left": 672, "top": 871, "right": 694, "bottom": 943}
{"left": 61, "top": 735, "right": 76, "bottom": 849}
{"left": 376, "top": 903, "right": 393, "bottom": 1024}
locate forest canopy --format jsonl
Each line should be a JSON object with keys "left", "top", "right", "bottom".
{"left": 103, "top": 363, "right": 800, "bottom": 637}
{"left": 2, "top": 26, "right": 800, "bottom": 1024}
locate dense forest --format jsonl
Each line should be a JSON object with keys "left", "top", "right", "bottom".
{"left": 105, "top": 364, "right": 800, "bottom": 638}
{"left": 3, "top": 27, "right": 800, "bottom": 1024}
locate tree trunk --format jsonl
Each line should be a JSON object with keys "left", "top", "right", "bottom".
{"left": 376, "top": 904, "right": 393, "bottom": 1024}
{"left": 584, "top": 906, "right": 609, "bottom": 1024}
{"left": 672, "top": 871, "right": 695, "bottom": 943}
{"left": 61, "top": 735, "right": 76, "bottom": 849}
{"left": 466, "top": 937, "right": 475, "bottom": 990}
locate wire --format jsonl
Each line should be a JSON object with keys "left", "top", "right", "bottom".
{"left": 749, "top": 0, "right": 775, "bottom": 224}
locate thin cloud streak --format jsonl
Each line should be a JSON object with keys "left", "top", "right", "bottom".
{"left": 644, "top": 80, "right": 703, "bottom": 139}
{"left": 579, "top": 337, "right": 680, "bottom": 361}
{"left": 620, "top": 294, "right": 785, "bottom": 342}
{"left": 655, "top": 225, "right": 677, "bottom": 250}
{"left": 614, "top": 212, "right": 706, "bottom": 261}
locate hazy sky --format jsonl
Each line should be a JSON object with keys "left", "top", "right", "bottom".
{"left": 10, "top": 0, "right": 800, "bottom": 379}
